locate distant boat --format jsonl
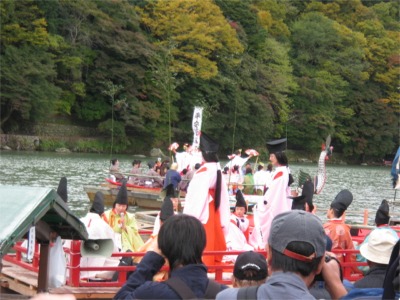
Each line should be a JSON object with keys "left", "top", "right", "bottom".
{"left": 84, "top": 179, "right": 163, "bottom": 209}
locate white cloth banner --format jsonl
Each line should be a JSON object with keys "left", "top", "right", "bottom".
{"left": 27, "top": 226, "right": 35, "bottom": 261}
{"left": 192, "top": 106, "right": 203, "bottom": 149}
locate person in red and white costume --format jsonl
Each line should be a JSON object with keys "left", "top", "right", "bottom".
{"left": 183, "top": 132, "right": 231, "bottom": 266}
{"left": 226, "top": 190, "right": 253, "bottom": 254}
{"left": 249, "top": 138, "right": 293, "bottom": 250}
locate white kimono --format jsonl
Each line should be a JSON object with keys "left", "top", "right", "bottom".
{"left": 226, "top": 214, "right": 253, "bottom": 252}
{"left": 79, "top": 213, "right": 120, "bottom": 279}
{"left": 175, "top": 151, "right": 191, "bottom": 172}
{"left": 183, "top": 162, "right": 230, "bottom": 236}
{"left": 224, "top": 155, "right": 250, "bottom": 172}
{"left": 249, "top": 166, "right": 292, "bottom": 249}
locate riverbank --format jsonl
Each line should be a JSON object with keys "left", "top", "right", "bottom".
{"left": 0, "top": 133, "right": 389, "bottom": 166}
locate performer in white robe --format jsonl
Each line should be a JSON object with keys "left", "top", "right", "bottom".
{"left": 226, "top": 190, "right": 253, "bottom": 254}
{"left": 224, "top": 149, "right": 252, "bottom": 173}
{"left": 174, "top": 143, "right": 192, "bottom": 172}
{"left": 249, "top": 138, "right": 292, "bottom": 250}
{"left": 183, "top": 132, "right": 230, "bottom": 266}
{"left": 79, "top": 192, "right": 120, "bottom": 279}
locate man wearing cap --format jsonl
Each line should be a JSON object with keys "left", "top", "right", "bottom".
{"left": 249, "top": 138, "right": 293, "bottom": 249}
{"left": 354, "top": 228, "right": 398, "bottom": 288}
{"left": 356, "top": 199, "right": 398, "bottom": 272}
{"left": 103, "top": 182, "right": 144, "bottom": 252}
{"left": 217, "top": 210, "right": 347, "bottom": 299}
{"left": 216, "top": 250, "right": 267, "bottom": 299}
{"left": 183, "top": 132, "right": 230, "bottom": 266}
{"left": 226, "top": 190, "right": 253, "bottom": 254}
{"left": 231, "top": 251, "right": 268, "bottom": 287}
{"left": 78, "top": 191, "right": 120, "bottom": 279}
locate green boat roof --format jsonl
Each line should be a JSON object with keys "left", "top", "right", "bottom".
{"left": 0, "top": 185, "right": 88, "bottom": 258}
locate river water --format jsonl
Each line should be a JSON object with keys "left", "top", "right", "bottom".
{"left": 0, "top": 151, "right": 397, "bottom": 224}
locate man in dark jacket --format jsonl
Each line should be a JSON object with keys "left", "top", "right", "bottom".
{"left": 113, "top": 214, "right": 227, "bottom": 299}
{"left": 354, "top": 228, "right": 398, "bottom": 288}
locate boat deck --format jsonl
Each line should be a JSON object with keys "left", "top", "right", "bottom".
{"left": 1, "top": 261, "right": 119, "bottom": 299}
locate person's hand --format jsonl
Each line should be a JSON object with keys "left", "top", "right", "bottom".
{"left": 119, "top": 213, "right": 126, "bottom": 230}
{"left": 322, "top": 252, "right": 347, "bottom": 300}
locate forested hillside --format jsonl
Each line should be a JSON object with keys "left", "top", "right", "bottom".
{"left": 1, "top": 0, "right": 399, "bottom": 161}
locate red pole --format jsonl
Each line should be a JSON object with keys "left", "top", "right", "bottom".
{"left": 32, "top": 242, "right": 40, "bottom": 269}
{"left": 68, "top": 240, "right": 81, "bottom": 287}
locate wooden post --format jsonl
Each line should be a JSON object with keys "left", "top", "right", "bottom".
{"left": 37, "top": 242, "right": 50, "bottom": 292}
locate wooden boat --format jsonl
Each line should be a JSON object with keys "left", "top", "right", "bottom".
{"left": 84, "top": 180, "right": 163, "bottom": 209}
{"left": 3, "top": 184, "right": 400, "bottom": 299}
{"left": 3, "top": 210, "right": 400, "bottom": 299}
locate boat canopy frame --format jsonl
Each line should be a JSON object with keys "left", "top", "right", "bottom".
{"left": 0, "top": 185, "right": 88, "bottom": 259}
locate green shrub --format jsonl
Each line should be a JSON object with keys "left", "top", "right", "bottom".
{"left": 39, "top": 138, "right": 67, "bottom": 151}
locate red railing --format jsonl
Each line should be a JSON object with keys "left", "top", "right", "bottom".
{"left": 332, "top": 249, "right": 367, "bottom": 282}
{"left": 3, "top": 240, "right": 366, "bottom": 288}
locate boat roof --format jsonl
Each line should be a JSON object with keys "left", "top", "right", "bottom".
{"left": 0, "top": 185, "right": 88, "bottom": 258}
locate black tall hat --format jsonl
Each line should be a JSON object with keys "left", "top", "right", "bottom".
{"left": 160, "top": 197, "right": 174, "bottom": 222}
{"left": 291, "top": 195, "right": 306, "bottom": 210}
{"left": 91, "top": 191, "right": 105, "bottom": 215}
{"left": 114, "top": 181, "right": 128, "bottom": 207}
{"left": 266, "top": 138, "right": 287, "bottom": 154}
{"left": 375, "top": 199, "right": 390, "bottom": 225}
{"left": 57, "top": 177, "right": 68, "bottom": 203}
{"left": 301, "top": 180, "right": 315, "bottom": 212}
{"left": 235, "top": 190, "right": 247, "bottom": 213}
{"left": 331, "top": 189, "right": 353, "bottom": 211}
{"left": 200, "top": 132, "right": 219, "bottom": 154}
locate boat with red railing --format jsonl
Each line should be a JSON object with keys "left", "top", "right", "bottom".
{"left": 2, "top": 184, "right": 400, "bottom": 299}
{"left": 1, "top": 238, "right": 371, "bottom": 299}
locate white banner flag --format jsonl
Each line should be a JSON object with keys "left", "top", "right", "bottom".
{"left": 192, "top": 107, "right": 203, "bottom": 149}
{"left": 27, "top": 226, "right": 35, "bottom": 261}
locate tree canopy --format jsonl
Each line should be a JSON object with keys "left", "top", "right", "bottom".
{"left": 1, "top": 0, "right": 398, "bottom": 162}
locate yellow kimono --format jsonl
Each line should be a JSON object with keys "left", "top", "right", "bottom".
{"left": 103, "top": 209, "right": 144, "bottom": 252}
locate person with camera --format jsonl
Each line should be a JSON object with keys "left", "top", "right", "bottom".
{"left": 114, "top": 214, "right": 227, "bottom": 299}
{"left": 217, "top": 210, "right": 347, "bottom": 300}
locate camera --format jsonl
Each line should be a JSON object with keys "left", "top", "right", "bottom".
{"left": 314, "top": 255, "right": 333, "bottom": 282}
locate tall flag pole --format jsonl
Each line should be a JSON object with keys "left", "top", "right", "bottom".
{"left": 391, "top": 146, "right": 400, "bottom": 209}
{"left": 392, "top": 146, "right": 400, "bottom": 189}
{"left": 192, "top": 107, "right": 203, "bottom": 149}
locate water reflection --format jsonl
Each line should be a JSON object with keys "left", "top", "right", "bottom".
{"left": 0, "top": 151, "right": 396, "bottom": 223}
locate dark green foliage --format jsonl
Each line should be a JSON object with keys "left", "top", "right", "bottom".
{"left": 0, "top": 0, "right": 398, "bottom": 161}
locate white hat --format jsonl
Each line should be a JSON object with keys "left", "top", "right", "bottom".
{"left": 359, "top": 228, "right": 398, "bottom": 264}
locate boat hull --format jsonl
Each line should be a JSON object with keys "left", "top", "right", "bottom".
{"left": 84, "top": 185, "right": 163, "bottom": 209}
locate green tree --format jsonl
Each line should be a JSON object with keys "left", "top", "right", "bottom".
{"left": 0, "top": 0, "right": 61, "bottom": 132}
{"left": 138, "top": 0, "right": 244, "bottom": 79}
{"left": 304, "top": 0, "right": 399, "bottom": 159}
{"left": 289, "top": 12, "right": 367, "bottom": 151}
